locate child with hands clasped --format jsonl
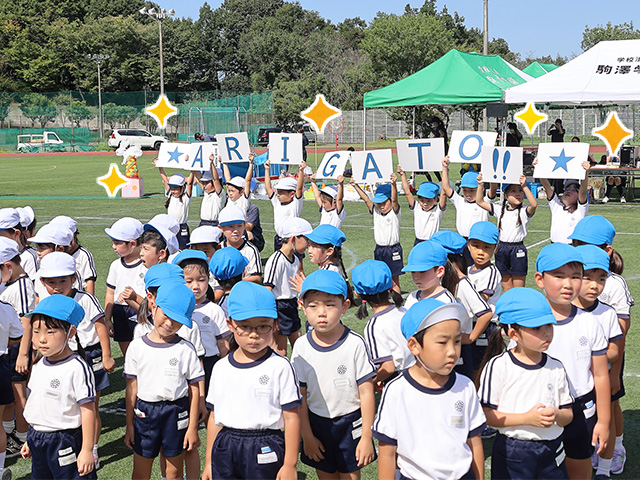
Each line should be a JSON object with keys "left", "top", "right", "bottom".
{"left": 202, "top": 282, "right": 301, "bottom": 480}
{"left": 480, "top": 288, "right": 574, "bottom": 480}
{"left": 292, "top": 270, "right": 376, "bottom": 479}
{"left": 373, "top": 299, "right": 486, "bottom": 480}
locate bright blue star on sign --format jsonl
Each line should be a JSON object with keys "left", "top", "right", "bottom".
{"left": 550, "top": 148, "right": 574, "bottom": 172}
{"left": 167, "top": 147, "right": 183, "bottom": 163}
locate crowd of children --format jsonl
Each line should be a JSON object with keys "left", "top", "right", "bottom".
{"left": 0, "top": 152, "right": 634, "bottom": 480}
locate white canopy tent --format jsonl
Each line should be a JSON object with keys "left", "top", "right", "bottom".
{"left": 504, "top": 39, "right": 640, "bottom": 105}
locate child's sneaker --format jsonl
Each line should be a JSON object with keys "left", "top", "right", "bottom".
{"left": 602, "top": 196, "right": 609, "bottom": 203}
{"left": 620, "top": 196, "right": 626, "bottom": 203}
{"left": 5, "top": 433, "right": 21, "bottom": 458}
{"left": 611, "top": 445, "right": 626, "bottom": 474}
{"left": 0, "top": 467, "right": 12, "bottom": 480}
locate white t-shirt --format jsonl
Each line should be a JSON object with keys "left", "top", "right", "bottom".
{"left": 200, "top": 189, "right": 227, "bottom": 222}
{"left": 583, "top": 300, "right": 623, "bottom": 344}
{"left": 271, "top": 194, "right": 303, "bottom": 231}
{"left": 124, "top": 334, "right": 204, "bottom": 402}
{"left": 364, "top": 305, "right": 414, "bottom": 371}
{"left": 548, "top": 193, "right": 589, "bottom": 244}
{"left": 133, "top": 320, "right": 206, "bottom": 357}
{"left": 404, "top": 288, "right": 457, "bottom": 310}
{"left": 217, "top": 293, "right": 229, "bottom": 316}
{"left": 264, "top": 250, "right": 299, "bottom": 300}
{"left": 0, "top": 275, "right": 36, "bottom": 317}
{"left": 0, "top": 300, "right": 23, "bottom": 355}
{"left": 206, "top": 348, "right": 301, "bottom": 430}
{"left": 19, "top": 246, "right": 39, "bottom": 281}
{"left": 454, "top": 277, "right": 491, "bottom": 336}
{"left": 320, "top": 206, "right": 345, "bottom": 228}
{"left": 291, "top": 327, "right": 376, "bottom": 418}
{"left": 105, "top": 257, "right": 147, "bottom": 306}
{"left": 24, "top": 353, "right": 96, "bottom": 432}
{"left": 412, "top": 203, "right": 445, "bottom": 241}
{"left": 599, "top": 273, "right": 634, "bottom": 319}
{"left": 491, "top": 203, "right": 532, "bottom": 243}
{"left": 467, "top": 264, "right": 502, "bottom": 315}
{"left": 227, "top": 193, "right": 250, "bottom": 216}
{"left": 192, "top": 300, "right": 229, "bottom": 357}
{"left": 372, "top": 206, "right": 401, "bottom": 246}
{"left": 70, "top": 290, "right": 104, "bottom": 350}
{"left": 166, "top": 190, "right": 191, "bottom": 225}
{"left": 71, "top": 246, "right": 97, "bottom": 290}
{"left": 479, "top": 350, "right": 573, "bottom": 441}
{"left": 373, "top": 370, "right": 486, "bottom": 480}
{"left": 221, "top": 240, "right": 262, "bottom": 279}
{"left": 449, "top": 191, "right": 490, "bottom": 237}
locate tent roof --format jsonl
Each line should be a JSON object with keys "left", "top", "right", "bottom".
{"left": 505, "top": 39, "right": 640, "bottom": 105}
{"left": 522, "top": 62, "right": 559, "bottom": 78}
{"left": 363, "top": 49, "right": 531, "bottom": 108}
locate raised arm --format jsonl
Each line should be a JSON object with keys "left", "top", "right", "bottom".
{"left": 336, "top": 175, "right": 344, "bottom": 213}
{"left": 185, "top": 172, "right": 195, "bottom": 197}
{"left": 521, "top": 174, "right": 538, "bottom": 215}
{"left": 296, "top": 161, "right": 306, "bottom": 199}
{"left": 210, "top": 154, "right": 223, "bottom": 194}
{"left": 397, "top": 164, "right": 415, "bottom": 208}
{"left": 349, "top": 177, "right": 374, "bottom": 212}
{"left": 533, "top": 157, "right": 554, "bottom": 199}
{"left": 390, "top": 173, "right": 400, "bottom": 214}
{"left": 474, "top": 173, "right": 493, "bottom": 213}
{"left": 222, "top": 158, "right": 232, "bottom": 186}
{"left": 579, "top": 160, "right": 590, "bottom": 204}
{"left": 264, "top": 160, "right": 274, "bottom": 197}
{"left": 309, "top": 174, "right": 323, "bottom": 207}
{"left": 244, "top": 154, "right": 254, "bottom": 198}
{"left": 441, "top": 156, "right": 453, "bottom": 197}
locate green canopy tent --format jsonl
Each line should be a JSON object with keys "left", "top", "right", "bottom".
{"left": 522, "top": 62, "right": 559, "bottom": 78}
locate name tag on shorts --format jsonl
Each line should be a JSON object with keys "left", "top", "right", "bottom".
{"left": 351, "top": 417, "right": 363, "bottom": 439}
{"left": 450, "top": 416, "right": 464, "bottom": 427}
{"left": 257, "top": 451, "right": 278, "bottom": 464}
{"left": 516, "top": 250, "right": 526, "bottom": 258}
{"left": 392, "top": 252, "right": 401, "bottom": 261}
{"left": 254, "top": 387, "right": 271, "bottom": 398}
{"left": 58, "top": 448, "right": 77, "bottom": 467}
{"left": 576, "top": 349, "right": 590, "bottom": 359}
{"left": 91, "top": 360, "right": 103, "bottom": 372}
{"left": 584, "top": 400, "right": 596, "bottom": 419}
{"left": 333, "top": 378, "right": 351, "bottom": 388}
{"left": 44, "top": 389, "right": 61, "bottom": 401}
{"left": 177, "top": 418, "right": 189, "bottom": 430}
{"left": 164, "top": 368, "right": 179, "bottom": 377}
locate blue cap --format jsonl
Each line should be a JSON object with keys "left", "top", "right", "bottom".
{"left": 305, "top": 224, "right": 346, "bottom": 247}
{"left": 430, "top": 231, "right": 466, "bottom": 254}
{"left": 536, "top": 244, "right": 584, "bottom": 273}
{"left": 460, "top": 171, "right": 479, "bottom": 188}
{"left": 416, "top": 182, "right": 439, "bottom": 199}
{"left": 300, "top": 269, "right": 348, "bottom": 300}
{"left": 401, "top": 299, "right": 466, "bottom": 340}
{"left": 209, "top": 247, "right": 249, "bottom": 281}
{"left": 144, "top": 263, "right": 185, "bottom": 290}
{"left": 402, "top": 240, "right": 447, "bottom": 272}
{"left": 155, "top": 283, "right": 195, "bottom": 328}
{"left": 576, "top": 245, "right": 610, "bottom": 273}
{"left": 568, "top": 216, "right": 616, "bottom": 246}
{"left": 172, "top": 249, "right": 210, "bottom": 267}
{"left": 26, "top": 294, "right": 85, "bottom": 327}
{"left": 468, "top": 221, "right": 499, "bottom": 245}
{"left": 228, "top": 281, "right": 277, "bottom": 321}
{"left": 371, "top": 184, "right": 392, "bottom": 203}
{"left": 495, "top": 288, "right": 557, "bottom": 327}
{"left": 352, "top": 260, "right": 392, "bottom": 295}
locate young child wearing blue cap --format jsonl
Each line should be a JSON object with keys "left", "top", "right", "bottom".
{"left": 397, "top": 164, "right": 447, "bottom": 244}
{"left": 209, "top": 247, "right": 249, "bottom": 316}
{"left": 373, "top": 299, "right": 485, "bottom": 480}
{"left": 124, "top": 282, "right": 204, "bottom": 480}
{"left": 353, "top": 260, "right": 413, "bottom": 387}
{"left": 194, "top": 154, "right": 227, "bottom": 227}
{"left": 292, "top": 269, "right": 376, "bottom": 478}
{"left": 203, "top": 281, "right": 301, "bottom": 480}
{"left": 479, "top": 288, "right": 573, "bottom": 480}
{"left": 310, "top": 173, "right": 346, "bottom": 228}
{"left": 534, "top": 243, "right": 610, "bottom": 480}
{"left": 475, "top": 172, "right": 537, "bottom": 291}
{"left": 21, "top": 295, "right": 97, "bottom": 480}
{"left": 467, "top": 221, "right": 502, "bottom": 311}
{"left": 156, "top": 165, "right": 195, "bottom": 249}
{"left": 349, "top": 176, "right": 403, "bottom": 294}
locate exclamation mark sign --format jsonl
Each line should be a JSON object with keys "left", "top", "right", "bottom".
{"left": 502, "top": 151, "right": 511, "bottom": 180}
{"left": 492, "top": 149, "right": 499, "bottom": 179}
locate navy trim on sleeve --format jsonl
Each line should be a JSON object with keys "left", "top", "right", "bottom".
{"left": 205, "top": 402, "right": 214, "bottom": 411}
{"left": 592, "top": 348, "right": 608, "bottom": 356}
{"left": 468, "top": 423, "right": 486, "bottom": 438}
{"left": 372, "top": 430, "right": 397, "bottom": 446}
{"left": 188, "top": 375, "right": 205, "bottom": 384}
{"left": 281, "top": 399, "right": 302, "bottom": 411}
{"left": 356, "top": 371, "right": 376, "bottom": 385}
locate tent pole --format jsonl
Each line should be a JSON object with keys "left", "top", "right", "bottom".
{"left": 573, "top": 106, "right": 577, "bottom": 138}
{"left": 412, "top": 107, "right": 416, "bottom": 138}
{"left": 363, "top": 108, "right": 366, "bottom": 150}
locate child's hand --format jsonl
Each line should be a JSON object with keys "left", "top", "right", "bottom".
{"left": 185, "top": 155, "right": 189, "bottom": 161}
{"left": 202, "top": 465, "right": 213, "bottom": 480}
{"left": 152, "top": 157, "right": 158, "bottom": 166}
{"left": 442, "top": 156, "right": 450, "bottom": 168}
{"left": 288, "top": 272, "right": 306, "bottom": 294}
{"left": 124, "top": 425, "right": 135, "bottom": 449}
{"left": 532, "top": 156, "right": 538, "bottom": 166}
{"left": 249, "top": 153, "right": 256, "bottom": 162}
{"left": 349, "top": 177, "right": 356, "bottom": 186}
{"left": 184, "top": 427, "right": 200, "bottom": 451}
{"left": 337, "top": 174, "right": 344, "bottom": 184}
{"left": 582, "top": 160, "right": 591, "bottom": 171}
{"left": 264, "top": 160, "right": 271, "bottom": 169}
{"left": 397, "top": 164, "right": 405, "bottom": 175}
{"left": 355, "top": 436, "right": 376, "bottom": 467}
{"left": 519, "top": 174, "right": 527, "bottom": 187}
{"left": 302, "top": 434, "right": 325, "bottom": 462}
{"left": 276, "top": 464, "right": 298, "bottom": 480}
{"left": 102, "top": 354, "right": 116, "bottom": 373}
{"left": 476, "top": 172, "right": 484, "bottom": 184}
{"left": 310, "top": 173, "right": 317, "bottom": 183}
{"left": 209, "top": 153, "right": 215, "bottom": 163}
{"left": 16, "top": 353, "right": 29, "bottom": 374}
{"left": 20, "top": 441, "right": 30, "bottom": 459}
{"left": 117, "top": 286, "right": 136, "bottom": 304}
{"left": 300, "top": 160, "right": 307, "bottom": 171}
{"left": 525, "top": 403, "right": 555, "bottom": 428}
{"left": 374, "top": 380, "right": 385, "bottom": 395}
{"left": 611, "top": 374, "right": 621, "bottom": 394}
{"left": 593, "top": 420, "right": 609, "bottom": 454}
{"left": 103, "top": 318, "right": 114, "bottom": 337}
{"left": 390, "top": 172, "right": 397, "bottom": 182}
{"left": 77, "top": 448, "right": 94, "bottom": 476}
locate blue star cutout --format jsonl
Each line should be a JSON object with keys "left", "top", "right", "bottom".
{"left": 167, "top": 147, "right": 183, "bottom": 163}
{"left": 550, "top": 148, "right": 574, "bottom": 172}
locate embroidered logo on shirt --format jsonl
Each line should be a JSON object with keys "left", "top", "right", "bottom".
{"left": 454, "top": 400, "right": 464, "bottom": 412}
{"left": 202, "top": 316, "right": 210, "bottom": 324}
{"left": 259, "top": 375, "right": 270, "bottom": 385}
{"left": 50, "top": 378, "right": 61, "bottom": 389}
{"left": 337, "top": 365, "right": 347, "bottom": 375}
{"left": 169, "top": 358, "right": 178, "bottom": 366}
{"left": 578, "top": 336, "right": 588, "bottom": 347}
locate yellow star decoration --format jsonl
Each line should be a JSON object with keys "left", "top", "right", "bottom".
{"left": 515, "top": 102, "right": 548, "bottom": 135}
{"left": 96, "top": 164, "right": 129, "bottom": 198}
{"left": 145, "top": 94, "right": 178, "bottom": 129}
{"left": 593, "top": 112, "right": 633, "bottom": 156}
{"left": 300, "top": 94, "right": 341, "bottom": 134}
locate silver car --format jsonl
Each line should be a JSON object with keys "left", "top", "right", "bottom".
{"left": 107, "top": 129, "right": 168, "bottom": 150}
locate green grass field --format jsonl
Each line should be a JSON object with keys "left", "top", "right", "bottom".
{"left": 1, "top": 152, "right": 639, "bottom": 479}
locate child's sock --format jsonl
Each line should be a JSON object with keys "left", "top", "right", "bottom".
{"left": 615, "top": 434, "right": 624, "bottom": 449}
{"left": 597, "top": 457, "right": 612, "bottom": 476}
{"left": 2, "top": 420, "right": 14, "bottom": 434}
{"left": 93, "top": 444, "right": 99, "bottom": 456}
{"left": 0, "top": 450, "right": 6, "bottom": 469}
{"left": 15, "top": 430, "right": 27, "bottom": 443}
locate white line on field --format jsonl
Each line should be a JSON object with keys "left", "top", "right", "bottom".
{"left": 343, "top": 245, "right": 357, "bottom": 273}
{"left": 526, "top": 238, "right": 551, "bottom": 249}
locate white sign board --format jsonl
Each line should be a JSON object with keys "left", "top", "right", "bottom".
{"left": 351, "top": 149, "right": 393, "bottom": 184}
{"left": 481, "top": 147, "right": 523, "bottom": 185}
{"left": 396, "top": 138, "right": 444, "bottom": 172}
{"left": 533, "top": 142, "right": 590, "bottom": 180}
{"left": 156, "top": 143, "right": 218, "bottom": 171}
{"left": 448, "top": 131, "right": 498, "bottom": 164}
{"left": 268, "top": 133, "right": 303, "bottom": 165}
{"left": 315, "top": 151, "right": 350, "bottom": 180}
{"left": 216, "top": 132, "right": 251, "bottom": 163}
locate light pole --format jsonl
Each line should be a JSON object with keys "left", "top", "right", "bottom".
{"left": 140, "top": 6, "right": 175, "bottom": 97}
{"left": 87, "top": 53, "right": 109, "bottom": 139}
{"left": 482, "top": 0, "right": 489, "bottom": 131}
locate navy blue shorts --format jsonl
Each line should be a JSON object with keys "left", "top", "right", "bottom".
{"left": 8, "top": 342, "right": 29, "bottom": 383}
{"left": 133, "top": 397, "right": 190, "bottom": 458}
{"left": 454, "top": 344, "right": 474, "bottom": 380}
{"left": 495, "top": 241, "right": 528, "bottom": 276}
{"left": 84, "top": 343, "right": 110, "bottom": 392}
{"left": 202, "top": 355, "right": 220, "bottom": 397}
{"left": 414, "top": 237, "right": 425, "bottom": 246}
{"left": 112, "top": 304, "right": 138, "bottom": 342}
{"left": 471, "top": 322, "right": 496, "bottom": 370}
{"left": 612, "top": 355, "right": 626, "bottom": 402}
{"left": 211, "top": 427, "right": 285, "bottom": 480}
{"left": 199, "top": 219, "right": 219, "bottom": 227}
{"left": 177, "top": 223, "right": 190, "bottom": 250}
{"left": 492, "top": 433, "right": 568, "bottom": 480}
{"left": 563, "top": 391, "right": 597, "bottom": 459}
{"left": 0, "top": 354, "right": 15, "bottom": 405}
{"left": 374, "top": 243, "right": 404, "bottom": 277}
{"left": 301, "top": 409, "right": 375, "bottom": 474}
{"left": 276, "top": 298, "right": 301, "bottom": 336}
{"left": 27, "top": 427, "right": 97, "bottom": 480}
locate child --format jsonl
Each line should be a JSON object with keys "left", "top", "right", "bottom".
{"left": 195, "top": 155, "right": 226, "bottom": 226}
{"left": 222, "top": 154, "right": 254, "bottom": 216}
{"left": 292, "top": 270, "right": 376, "bottom": 478}
{"left": 466, "top": 221, "right": 502, "bottom": 314}
{"left": 480, "top": 288, "right": 574, "bottom": 480}
{"left": 50, "top": 215, "right": 97, "bottom": 295}
{"left": 124, "top": 283, "right": 203, "bottom": 480}
{"left": 21, "top": 295, "right": 96, "bottom": 479}
{"left": 188, "top": 225, "right": 223, "bottom": 261}
{"left": 264, "top": 217, "right": 312, "bottom": 356}
{"left": 310, "top": 174, "right": 346, "bottom": 228}
{"left": 350, "top": 177, "right": 403, "bottom": 294}
{"left": 475, "top": 173, "right": 537, "bottom": 291}
{"left": 157, "top": 168, "right": 195, "bottom": 249}
{"left": 202, "top": 281, "right": 301, "bottom": 480}
{"left": 534, "top": 243, "right": 610, "bottom": 480}
{"left": 397, "top": 164, "right": 446, "bottom": 244}
{"left": 217, "top": 205, "right": 262, "bottom": 283}
{"left": 208, "top": 246, "right": 249, "bottom": 315}
{"left": 353, "top": 260, "right": 413, "bottom": 386}
{"left": 1, "top": 207, "right": 38, "bottom": 281}
{"left": 373, "top": 299, "right": 485, "bottom": 479}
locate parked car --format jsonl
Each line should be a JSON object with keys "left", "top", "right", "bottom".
{"left": 107, "top": 129, "right": 168, "bottom": 150}
{"left": 257, "top": 127, "right": 282, "bottom": 146}
{"left": 17, "top": 131, "right": 64, "bottom": 152}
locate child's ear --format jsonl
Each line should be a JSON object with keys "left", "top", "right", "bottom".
{"left": 56, "top": 245, "right": 65, "bottom": 252}
{"left": 341, "top": 298, "right": 350, "bottom": 313}
{"left": 407, "top": 336, "right": 421, "bottom": 356}
{"left": 604, "top": 245, "right": 614, "bottom": 256}
{"left": 435, "top": 265, "right": 445, "bottom": 278}
{"left": 506, "top": 326, "right": 519, "bottom": 343}
{"left": 534, "top": 272, "right": 545, "bottom": 289}
{"left": 158, "top": 249, "right": 168, "bottom": 262}
{"left": 69, "top": 325, "right": 77, "bottom": 337}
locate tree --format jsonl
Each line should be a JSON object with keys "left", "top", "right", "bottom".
{"left": 0, "top": 92, "right": 12, "bottom": 127}
{"left": 102, "top": 103, "right": 120, "bottom": 130}
{"left": 20, "top": 93, "right": 57, "bottom": 128}
{"left": 68, "top": 100, "right": 94, "bottom": 128}
{"left": 582, "top": 22, "right": 640, "bottom": 51}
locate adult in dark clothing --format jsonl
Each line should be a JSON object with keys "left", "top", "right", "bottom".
{"left": 547, "top": 119, "right": 565, "bottom": 142}
{"left": 506, "top": 122, "right": 522, "bottom": 147}
{"left": 298, "top": 128, "right": 309, "bottom": 162}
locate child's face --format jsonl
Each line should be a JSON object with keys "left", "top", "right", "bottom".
{"left": 169, "top": 186, "right": 183, "bottom": 198}
{"left": 468, "top": 239, "right": 496, "bottom": 267}
{"left": 140, "top": 242, "right": 166, "bottom": 268}
{"left": 509, "top": 324, "right": 553, "bottom": 353}
{"left": 579, "top": 268, "right": 608, "bottom": 303}
{"left": 202, "top": 180, "right": 215, "bottom": 193}
{"left": 31, "top": 318, "right": 73, "bottom": 359}
{"left": 220, "top": 222, "right": 245, "bottom": 245}
{"left": 152, "top": 306, "right": 182, "bottom": 339}
{"left": 0, "top": 228, "right": 20, "bottom": 242}
{"left": 276, "top": 189, "right": 295, "bottom": 204}
{"left": 461, "top": 187, "right": 477, "bottom": 202}
{"left": 227, "top": 184, "right": 243, "bottom": 201}
{"left": 293, "top": 236, "right": 309, "bottom": 254}
{"left": 228, "top": 317, "right": 275, "bottom": 355}
{"left": 35, "top": 243, "right": 56, "bottom": 260}
{"left": 535, "top": 264, "right": 583, "bottom": 305}
{"left": 307, "top": 241, "right": 331, "bottom": 265}
{"left": 320, "top": 194, "right": 335, "bottom": 211}
{"left": 505, "top": 184, "right": 524, "bottom": 206}
{"left": 409, "top": 320, "right": 461, "bottom": 376}
{"left": 561, "top": 185, "right": 579, "bottom": 206}
{"left": 302, "top": 291, "right": 349, "bottom": 335}
{"left": 417, "top": 195, "right": 437, "bottom": 211}
{"left": 112, "top": 240, "right": 135, "bottom": 257}
{"left": 191, "top": 243, "right": 218, "bottom": 260}
{"left": 41, "top": 274, "right": 75, "bottom": 297}
{"left": 411, "top": 267, "right": 444, "bottom": 293}
{"left": 184, "top": 268, "right": 209, "bottom": 302}
{"left": 0, "top": 262, "right": 12, "bottom": 283}
{"left": 376, "top": 199, "right": 392, "bottom": 214}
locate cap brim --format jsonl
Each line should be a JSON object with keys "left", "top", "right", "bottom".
{"left": 39, "top": 269, "right": 76, "bottom": 278}
{"left": 371, "top": 194, "right": 390, "bottom": 203}
{"left": 402, "top": 262, "right": 439, "bottom": 272}
{"left": 415, "top": 303, "right": 466, "bottom": 335}
{"left": 503, "top": 314, "right": 557, "bottom": 328}
{"left": 160, "top": 306, "right": 193, "bottom": 328}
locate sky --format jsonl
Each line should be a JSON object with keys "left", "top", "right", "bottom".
{"left": 153, "top": 0, "right": 640, "bottom": 60}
